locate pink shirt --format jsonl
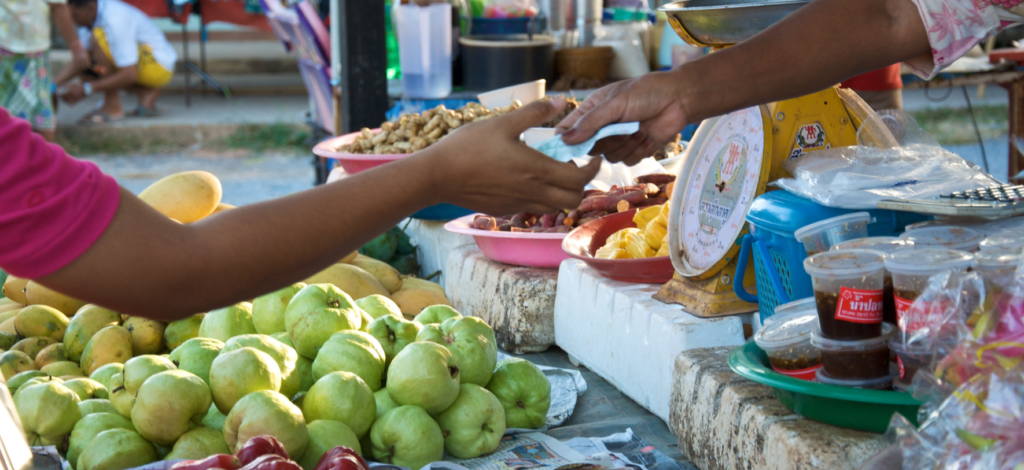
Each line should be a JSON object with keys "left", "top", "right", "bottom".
{"left": 0, "top": 107, "right": 121, "bottom": 279}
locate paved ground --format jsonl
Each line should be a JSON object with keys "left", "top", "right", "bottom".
{"left": 56, "top": 94, "right": 308, "bottom": 129}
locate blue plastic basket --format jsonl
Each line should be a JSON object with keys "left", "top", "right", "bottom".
{"left": 734, "top": 191, "right": 931, "bottom": 323}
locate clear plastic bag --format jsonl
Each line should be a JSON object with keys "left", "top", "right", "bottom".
{"left": 773, "top": 111, "right": 1000, "bottom": 209}
{"left": 885, "top": 259, "right": 1024, "bottom": 469}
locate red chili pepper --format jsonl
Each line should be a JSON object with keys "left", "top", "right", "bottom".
{"left": 239, "top": 454, "right": 302, "bottom": 470}
{"left": 170, "top": 454, "right": 242, "bottom": 470}
{"left": 313, "top": 446, "right": 368, "bottom": 470}
{"left": 236, "top": 436, "right": 290, "bottom": 466}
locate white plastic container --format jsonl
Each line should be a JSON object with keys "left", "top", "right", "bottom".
{"left": 804, "top": 249, "right": 887, "bottom": 340}
{"left": 810, "top": 322, "right": 896, "bottom": 381}
{"left": 753, "top": 311, "right": 820, "bottom": 381}
{"left": 397, "top": 3, "right": 452, "bottom": 99}
{"left": 900, "top": 226, "right": 984, "bottom": 252}
{"left": 795, "top": 212, "right": 872, "bottom": 256}
{"left": 979, "top": 233, "right": 1024, "bottom": 253}
{"left": 768, "top": 297, "right": 816, "bottom": 325}
{"left": 832, "top": 236, "right": 916, "bottom": 325}
{"left": 884, "top": 248, "right": 974, "bottom": 332}
{"left": 477, "top": 79, "right": 546, "bottom": 109}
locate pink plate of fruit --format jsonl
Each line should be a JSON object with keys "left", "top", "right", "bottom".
{"left": 313, "top": 129, "right": 406, "bottom": 174}
{"left": 445, "top": 214, "right": 571, "bottom": 269}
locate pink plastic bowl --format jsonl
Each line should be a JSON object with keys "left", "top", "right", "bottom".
{"left": 312, "top": 129, "right": 406, "bottom": 174}
{"left": 562, "top": 209, "right": 674, "bottom": 284}
{"left": 444, "top": 214, "right": 569, "bottom": 269}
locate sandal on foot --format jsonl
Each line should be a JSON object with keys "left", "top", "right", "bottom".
{"left": 78, "top": 111, "right": 123, "bottom": 126}
{"left": 128, "top": 105, "right": 163, "bottom": 117}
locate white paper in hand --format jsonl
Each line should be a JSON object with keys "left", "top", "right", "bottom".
{"left": 531, "top": 122, "right": 641, "bottom": 162}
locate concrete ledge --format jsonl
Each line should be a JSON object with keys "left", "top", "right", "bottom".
{"left": 444, "top": 246, "right": 557, "bottom": 354}
{"left": 669, "top": 347, "right": 889, "bottom": 470}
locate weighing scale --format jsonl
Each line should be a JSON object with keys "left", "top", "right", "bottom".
{"left": 655, "top": 0, "right": 891, "bottom": 317}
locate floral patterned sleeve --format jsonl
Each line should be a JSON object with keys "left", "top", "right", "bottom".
{"left": 906, "top": 0, "right": 1024, "bottom": 79}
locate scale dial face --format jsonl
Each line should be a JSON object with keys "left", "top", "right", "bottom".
{"left": 677, "top": 106, "right": 767, "bottom": 275}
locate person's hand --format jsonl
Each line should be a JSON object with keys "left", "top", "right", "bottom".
{"left": 61, "top": 83, "right": 86, "bottom": 105}
{"left": 556, "top": 71, "right": 690, "bottom": 165}
{"left": 418, "top": 97, "right": 602, "bottom": 216}
{"left": 69, "top": 42, "right": 91, "bottom": 70}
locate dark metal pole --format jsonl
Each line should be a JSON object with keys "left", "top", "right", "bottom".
{"left": 338, "top": 0, "right": 388, "bottom": 134}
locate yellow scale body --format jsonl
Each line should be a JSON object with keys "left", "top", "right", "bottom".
{"left": 654, "top": 33, "right": 874, "bottom": 317}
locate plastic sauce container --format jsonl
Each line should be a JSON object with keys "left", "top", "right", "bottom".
{"left": 900, "top": 226, "right": 984, "bottom": 252}
{"left": 754, "top": 311, "right": 821, "bottom": 381}
{"left": 888, "top": 338, "right": 931, "bottom": 392}
{"left": 804, "top": 249, "right": 887, "bottom": 340}
{"left": 795, "top": 212, "right": 872, "bottom": 256}
{"left": 983, "top": 216, "right": 1024, "bottom": 236}
{"left": 979, "top": 233, "right": 1024, "bottom": 254}
{"left": 811, "top": 322, "right": 895, "bottom": 380}
{"left": 832, "top": 238, "right": 915, "bottom": 325}
{"left": 815, "top": 369, "right": 894, "bottom": 390}
{"left": 767, "top": 297, "right": 816, "bottom": 325}
{"left": 884, "top": 248, "right": 974, "bottom": 333}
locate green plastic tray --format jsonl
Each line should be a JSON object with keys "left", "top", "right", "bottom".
{"left": 728, "top": 341, "right": 922, "bottom": 433}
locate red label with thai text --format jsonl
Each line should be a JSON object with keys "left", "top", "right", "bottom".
{"left": 773, "top": 364, "right": 822, "bottom": 381}
{"left": 835, "top": 287, "right": 884, "bottom": 324}
{"left": 896, "top": 295, "right": 949, "bottom": 333}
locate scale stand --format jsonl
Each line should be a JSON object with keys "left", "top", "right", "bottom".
{"left": 654, "top": 1, "right": 885, "bottom": 318}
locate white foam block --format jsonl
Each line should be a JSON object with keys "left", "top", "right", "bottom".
{"left": 554, "top": 259, "right": 751, "bottom": 422}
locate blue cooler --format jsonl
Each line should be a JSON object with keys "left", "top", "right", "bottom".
{"left": 735, "top": 190, "right": 930, "bottom": 323}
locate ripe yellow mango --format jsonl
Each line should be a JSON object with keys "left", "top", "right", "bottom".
{"left": 348, "top": 255, "right": 403, "bottom": 294}
{"left": 0, "top": 317, "right": 17, "bottom": 335}
{"left": 339, "top": 251, "right": 358, "bottom": 264}
{"left": 123, "top": 316, "right": 167, "bottom": 355}
{"left": 211, "top": 202, "right": 236, "bottom": 215}
{"left": 3, "top": 276, "right": 29, "bottom": 304}
{"left": 390, "top": 288, "right": 451, "bottom": 317}
{"left": 0, "top": 308, "right": 21, "bottom": 324}
{"left": 399, "top": 277, "right": 445, "bottom": 295}
{"left": 304, "top": 264, "right": 390, "bottom": 300}
{"left": 139, "top": 171, "right": 223, "bottom": 223}
{"left": 80, "top": 326, "right": 133, "bottom": 376}
{"left": 11, "top": 337, "right": 59, "bottom": 359}
{"left": 24, "top": 281, "right": 86, "bottom": 316}
{"left": 35, "top": 343, "right": 66, "bottom": 368}
{"left": 64, "top": 305, "right": 121, "bottom": 362}
{"left": 15, "top": 305, "right": 69, "bottom": 341}
{"left": 0, "top": 301, "right": 23, "bottom": 315}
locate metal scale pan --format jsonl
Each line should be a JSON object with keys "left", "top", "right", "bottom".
{"left": 659, "top": 0, "right": 811, "bottom": 47}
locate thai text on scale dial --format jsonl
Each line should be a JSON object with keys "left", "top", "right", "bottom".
{"left": 681, "top": 106, "right": 765, "bottom": 271}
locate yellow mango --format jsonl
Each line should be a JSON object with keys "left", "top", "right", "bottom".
{"left": 625, "top": 231, "right": 655, "bottom": 259}
{"left": 348, "top": 255, "right": 403, "bottom": 294}
{"left": 11, "top": 337, "right": 59, "bottom": 359}
{"left": 123, "top": 316, "right": 167, "bottom": 355}
{"left": 633, "top": 206, "right": 662, "bottom": 230}
{"left": 139, "top": 171, "right": 223, "bottom": 223}
{"left": 35, "top": 343, "right": 66, "bottom": 368}
{"left": 0, "top": 317, "right": 16, "bottom": 335}
{"left": 645, "top": 220, "right": 667, "bottom": 251}
{"left": 339, "top": 251, "right": 358, "bottom": 264}
{"left": 211, "top": 202, "right": 236, "bottom": 215}
{"left": 0, "top": 308, "right": 21, "bottom": 325}
{"left": 80, "top": 326, "right": 133, "bottom": 376}
{"left": 399, "top": 277, "right": 445, "bottom": 295}
{"left": 3, "top": 276, "right": 29, "bottom": 305}
{"left": 15, "top": 305, "right": 69, "bottom": 341}
{"left": 304, "top": 263, "right": 390, "bottom": 300}
{"left": 24, "top": 281, "right": 86, "bottom": 317}
{"left": 0, "top": 302, "right": 23, "bottom": 316}
{"left": 390, "top": 288, "right": 451, "bottom": 317}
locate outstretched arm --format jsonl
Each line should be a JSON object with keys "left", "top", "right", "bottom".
{"left": 557, "top": 0, "right": 930, "bottom": 163}
{"left": 21, "top": 99, "right": 599, "bottom": 321}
